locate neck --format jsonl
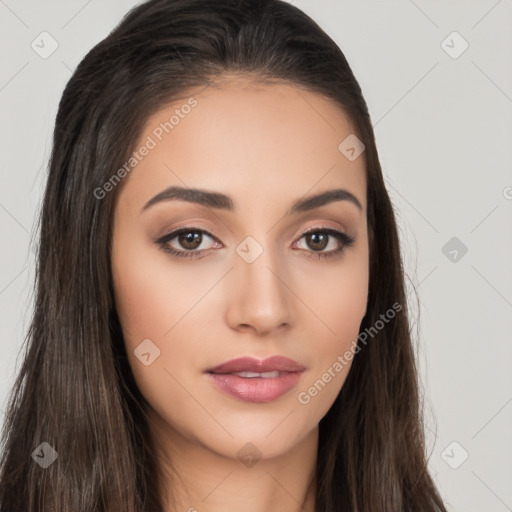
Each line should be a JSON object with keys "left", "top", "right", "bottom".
{"left": 148, "top": 410, "right": 318, "bottom": 512}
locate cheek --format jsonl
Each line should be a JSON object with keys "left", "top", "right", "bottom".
{"left": 111, "top": 233, "right": 225, "bottom": 397}
{"left": 290, "top": 250, "right": 369, "bottom": 406}
{"left": 112, "top": 236, "right": 216, "bottom": 344}
{"left": 111, "top": 237, "right": 209, "bottom": 422}
{"left": 293, "top": 250, "right": 369, "bottom": 343}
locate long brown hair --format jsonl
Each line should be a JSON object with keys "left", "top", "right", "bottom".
{"left": 0, "top": 1, "right": 447, "bottom": 510}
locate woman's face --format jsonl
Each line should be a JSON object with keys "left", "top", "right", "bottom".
{"left": 111, "top": 76, "right": 369, "bottom": 461}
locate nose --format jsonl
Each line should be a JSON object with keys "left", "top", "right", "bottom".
{"left": 224, "top": 248, "right": 291, "bottom": 336}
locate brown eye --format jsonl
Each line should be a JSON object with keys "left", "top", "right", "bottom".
{"left": 178, "top": 231, "right": 202, "bottom": 250}
{"left": 305, "top": 232, "right": 328, "bottom": 251}
{"left": 294, "top": 228, "right": 355, "bottom": 259}
{"left": 156, "top": 228, "right": 219, "bottom": 258}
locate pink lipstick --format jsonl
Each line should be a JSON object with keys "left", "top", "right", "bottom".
{"left": 205, "top": 356, "right": 305, "bottom": 403}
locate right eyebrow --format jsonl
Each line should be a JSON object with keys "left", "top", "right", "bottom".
{"left": 141, "top": 186, "right": 233, "bottom": 214}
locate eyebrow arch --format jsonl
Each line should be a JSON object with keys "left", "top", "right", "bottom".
{"left": 140, "top": 186, "right": 363, "bottom": 215}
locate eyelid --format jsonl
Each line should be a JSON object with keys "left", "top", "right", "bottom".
{"left": 290, "top": 222, "right": 351, "bottom": 243}
{"left": 155, "top": 225, "right": 220, "bottom": 247}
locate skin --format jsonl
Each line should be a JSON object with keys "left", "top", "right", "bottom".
{"left": 111, "top": 75, "right": 369, "bottom": 512}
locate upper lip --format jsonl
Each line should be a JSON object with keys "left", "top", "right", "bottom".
{"left": 206, "top": 356, "right": 305, "bottom": 374}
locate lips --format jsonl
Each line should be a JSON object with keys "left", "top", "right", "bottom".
{"left": 205, "top": 356, "right": 306, "bottom": 403}
{"left": 206, "top": 355, "right": 306, "bottom": 374}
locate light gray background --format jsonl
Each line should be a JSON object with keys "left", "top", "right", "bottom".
{"left": 1, "top": 1, "right": 511, "bottom": 510}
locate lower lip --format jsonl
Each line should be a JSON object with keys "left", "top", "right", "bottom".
{"left": 206, "top": 371, "right": 304, "bottom": 403}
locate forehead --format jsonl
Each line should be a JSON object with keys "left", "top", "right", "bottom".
{"left": 118, "top": 76, "right": 367, "bottom": 214}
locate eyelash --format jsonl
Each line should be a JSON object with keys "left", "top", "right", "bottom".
{"left": 155, "top": 226, "right": 355, "bottom": 260}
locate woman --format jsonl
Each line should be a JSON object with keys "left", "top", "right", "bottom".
{"left": 0, "top": 0, "right": 448, "bottom": 511}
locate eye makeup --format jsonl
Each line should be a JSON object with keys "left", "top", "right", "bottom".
{"left": 154, "top": 225, "right": 355, "bottom": 260}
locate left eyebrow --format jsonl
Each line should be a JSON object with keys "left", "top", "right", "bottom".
{"left": 286, "top": 188, "right": 363, "bottom": 215}
{"left": 140, "top": 186, "right": 363, "bottom": 215}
